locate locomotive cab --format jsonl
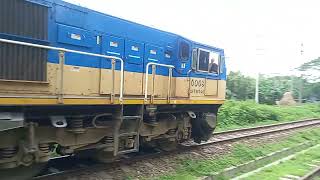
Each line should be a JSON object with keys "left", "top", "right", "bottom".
{"left": 177, "top": 41, "right": 227, "bottom": 143}
{"left": 174, "top": 39, "right": 226, "bottom": 100}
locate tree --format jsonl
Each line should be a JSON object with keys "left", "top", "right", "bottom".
{"left": 297, "top": 57, "right": 320, "bottom": 81}
{"left": 226, "top": 71, "right": 255, "bottom": 100}
{"left": 297, "top": 57, "right": 320, "bottom": 101}
{"left": 258, "top": 75, "right": 302, "bottom": 104}
{"left": 226, "top": 71, "right": 319, "bottom": 104}
{"left": 298, "top": 57, "right": 320, "bottom": 71}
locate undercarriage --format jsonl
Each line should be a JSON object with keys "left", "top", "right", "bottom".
{"left": 0, "top": 104, "right": 220, "bottom": 179}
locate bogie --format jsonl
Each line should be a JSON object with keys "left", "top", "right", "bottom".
{"left": 0, "top": 104, "right": 219, "bottom": 173}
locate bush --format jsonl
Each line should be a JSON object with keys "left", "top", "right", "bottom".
{"left": 217, "top": 100, "right": 320, "bottom": 129}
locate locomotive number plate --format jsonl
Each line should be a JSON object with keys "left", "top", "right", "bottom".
{"left": 189, "top": 78, "right": 205, "bottom": 96}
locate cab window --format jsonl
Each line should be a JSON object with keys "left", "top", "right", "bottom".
{"left": 208, "top": 51, "right": 220, "bottom": 74}
{"left": 198, "top": 50, "right": 210, "bottom": 71}
{"left": 193, "top": 49, "right": 220, "bottom": 74}
{"left": 191, "top": 49, "right": 198, "bottom": 70}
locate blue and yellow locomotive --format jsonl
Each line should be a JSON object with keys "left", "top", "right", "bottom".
{"left": 0, "top": 0, "right": 226, "bottom": 178}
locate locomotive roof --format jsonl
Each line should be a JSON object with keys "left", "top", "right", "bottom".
{"left": 27, "top": 0, "right": 224, "bottom": 52}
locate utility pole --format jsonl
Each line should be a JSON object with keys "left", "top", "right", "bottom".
{"left": 255, "top": 73, "right": 260, "bottom": 103}
{"left": 255, "top": 34, "right": 264, "bottom": 104}
{"left": 299, "top": 43, "right": 304, "bottom": 104}
{"left": 299, "top": 75, "right": 303, "bottom": 104}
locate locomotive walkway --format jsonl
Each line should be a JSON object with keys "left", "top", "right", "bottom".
{"left": 33, "top": 118, "right": 320, "bottom": 180}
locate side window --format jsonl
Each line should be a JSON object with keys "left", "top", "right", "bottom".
{"left": 195, "top": 49, "right": 220, "bottom": 74}
{"left": 198, "top": 50, "right": 210, "bottom": 71}
{"left": 208, "top": 51, "right": 220, "bottom": 74}
{"left": 192, "top": 49, "right": 198, "bottom": 70}
{"left": 219, "top": 56, "right": 225, "bottom": 74}
{"left": 179, "top": 41, "right": 190, "bottom": 61}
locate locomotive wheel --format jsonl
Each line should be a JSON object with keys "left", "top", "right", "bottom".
{"left": 0, "top": 163, "right": 46, "bottom": 180}
{"left": 192, "top": 113, "right": 217, "bottom": 143}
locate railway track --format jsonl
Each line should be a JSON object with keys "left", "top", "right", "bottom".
{"left": 33, "top": 118, "right": 320, "bottom": 180}
{"left": 301, "top": 166, "right": 320, "bottom": 180}
{"left": 186, "top": 118, "right": 320, "bottom": 146}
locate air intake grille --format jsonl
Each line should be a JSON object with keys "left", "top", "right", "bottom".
{"left": 0, "top": 0, "right": 48, "bottom": 40}
{"left": 0, "top": 43, "right": 47, "bottom": 81}
{"left": 0, "top": 0, "right": 48, "bottom": 81}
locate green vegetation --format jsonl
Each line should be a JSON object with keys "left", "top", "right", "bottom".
{"left": 155, "top": 129, "right": 320, "bottom": 180}
{"left": 298, "top": 57, "right": 320, "bottom": 72}
{"left": 216, "top": 101, "right": 320, "bottom": 131}
{"left": 226, "top": 71, "right": 255, "bottom": 100}
{"left": 246, "top": 144, "right": 320, "bottom": 180}
{"left": 298, "top": 57, "right": 320, "bottom": 82}
{"left": 227, "top": 71, "right": 320, "bottom": 104}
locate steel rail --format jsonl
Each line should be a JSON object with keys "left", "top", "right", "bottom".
{"left": 0, "top": 38, "right": 125, "bottom": 103}
{"left": 32, "top": 118, "right": 320, "bottom": 180}
{"left": 199, "top": 118, "right": 320, "bottom": 146}
{"left": 300, "top": 166, "right": 320, "bottom": 180}
{"left": 214, "top": 118, "right": 320, "bottom": 136}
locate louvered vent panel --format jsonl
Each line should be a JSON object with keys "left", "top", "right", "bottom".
{"left": 0, "top": 0, "right": 48, "bottom": 81}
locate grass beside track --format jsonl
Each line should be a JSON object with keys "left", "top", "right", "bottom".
{"left": 216, "top": 101, "right": 320, "bottom": 131}
{"left": 245, "top": 144, "right": 320, "bottom": 180}
{"left": 154, "top": 128, "right": 320, "bottom": 180}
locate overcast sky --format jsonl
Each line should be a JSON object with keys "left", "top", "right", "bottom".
{"left": 65, "top": 0, "right": 320, "bottom": 76}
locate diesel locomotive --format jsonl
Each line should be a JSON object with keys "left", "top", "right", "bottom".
{"left": 0, "top": 0, "right": 226, "bottom": 178}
